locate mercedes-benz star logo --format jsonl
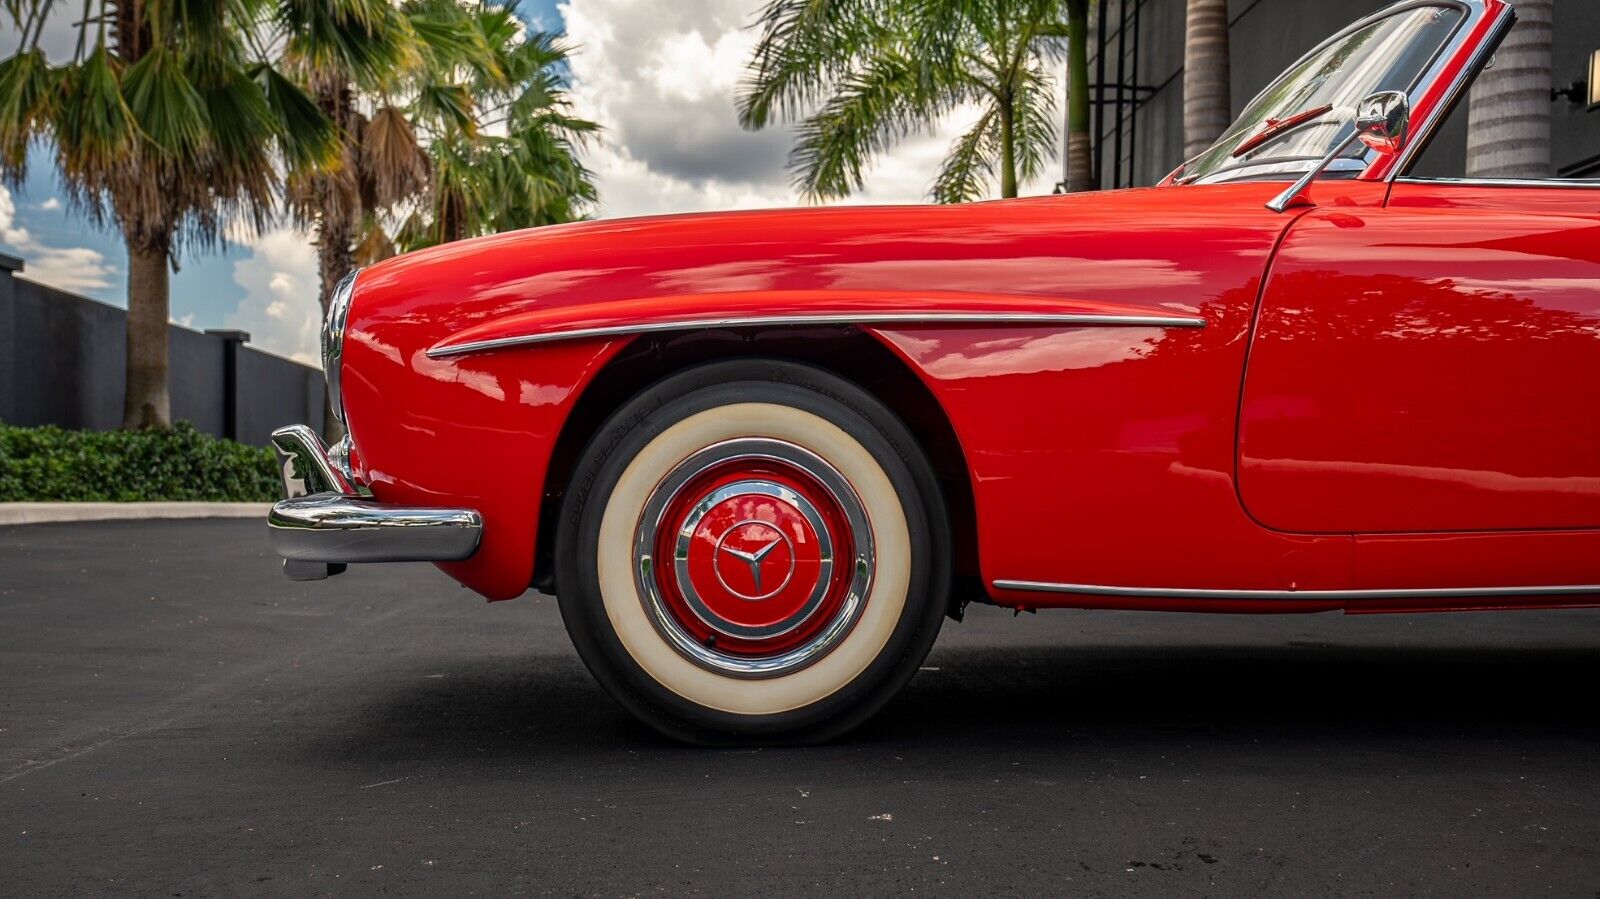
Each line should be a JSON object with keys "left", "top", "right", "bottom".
{"left": 715, "top": 522, "right": 794, "bottom": 600}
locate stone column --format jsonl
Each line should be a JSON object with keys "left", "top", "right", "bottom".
{"left": 1467, "top": 0, "right": 1554, "bottom": 178}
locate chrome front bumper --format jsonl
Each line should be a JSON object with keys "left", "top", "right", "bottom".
{"left": 268, "top": 425, "right": 483, "bottom": 581}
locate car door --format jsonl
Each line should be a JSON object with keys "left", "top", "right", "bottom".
{"left": 1237, "top": 178, "right": 1600, "bottom": 589}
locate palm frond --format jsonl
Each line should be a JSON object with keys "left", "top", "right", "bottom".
{"left": 738, "top": 0, "right": 889, "bottom": 129}
{"left": 413, "top": 82, "right": 475, "bottom": 138}
{"left": 931, "top": 103, "right": 998, "bottom": 203}
{"left": 278, "top": 0, "right": 417, "bottom": 91}
{"left": 789, "top": 48, "right": 966, "bottom": 200}
{"left": 1010, "top": 62, "right": 1058, "bottom": 185}
{"left": 53, "top": 45, "right": 137, "bottom": 191}
{"left": 360, "top": 103, "right": 429, "bottom": 208}
{"left": 255, "top": 63, "right": 338, "bottom": 171}
{"left": 0, "top": 48, "right": 55, "bottom": 178}
{"left": 121, "top": 45, "right": 210, "bottom": 157}
{"left": 199, "top": 65, "right": 280, "bottom": 210}
{"left": 406, "top": 0, "right": 497, "bottom": 84}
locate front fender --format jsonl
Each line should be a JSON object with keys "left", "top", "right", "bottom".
{"left": 425, "top": 290, "right": 1204, "bottom": 358}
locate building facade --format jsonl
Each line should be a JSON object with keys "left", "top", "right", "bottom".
{"left": 1087, "top": 0, "right": 1599, "bottom": 188}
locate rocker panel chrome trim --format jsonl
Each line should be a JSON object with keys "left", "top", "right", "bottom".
{"left": 992, "top": 579, "right": 1600, "bottom": 601}
{"left": 425, "top": 312, "right": 1207, "bottom": 358}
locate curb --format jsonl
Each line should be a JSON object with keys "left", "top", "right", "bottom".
{"left": 0, "top": 502, "right": 271, "bottom": 526}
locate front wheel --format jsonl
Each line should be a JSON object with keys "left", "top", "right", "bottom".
{"left": 555, "top": 359, "right": 949, "bottom": 744}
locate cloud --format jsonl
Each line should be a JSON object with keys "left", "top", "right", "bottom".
{"left": 560, "top": 0, "right": 1061, "bottom": 219}
{"left": 39, "top": 197, "right": 60, "bottom": 211}
{"left": 0, "top": 183, "right": 116, "bottom": 293}
{"left": 223, "top": 227, "right": 322, "bottom": 364}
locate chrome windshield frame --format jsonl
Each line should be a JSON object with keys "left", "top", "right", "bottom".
{"left": 1185, "top": 0, "right": 1492, "bottom": 187}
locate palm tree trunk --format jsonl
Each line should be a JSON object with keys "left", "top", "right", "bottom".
{"left": 1064, "top": 0, "right": 1093, "bottom": 192}
{"left": 1467, "top": 0, "right": 1552, "bottom": 178}
{"left": 440, "top": 190, "right": 466, "bottom": 245}
{"left": 1182, "top": 0, "right": 1231, "bottom": 159}
{"left": 122, "top": 236, "right": 171, "bottom": 429}
{"left": 999, "top": 99, "right": 1018, "bottom": 199}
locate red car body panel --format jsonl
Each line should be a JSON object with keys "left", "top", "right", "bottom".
{"left": 337, "top": 0, "right": 1600, "bottom": 610}
{"left": 1240, "top": 181, "right": 1600, "bottom": 536}
{"left": 347, "top": 186, "right": 1308, "bottom": 599}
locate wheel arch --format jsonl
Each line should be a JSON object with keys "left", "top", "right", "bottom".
{"left": 532, "top": 326, "right": 980, "bottom": 610}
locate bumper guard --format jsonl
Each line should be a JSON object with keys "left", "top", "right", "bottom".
{"left": 268, "top": 425, "right": 483, "bottom": 581}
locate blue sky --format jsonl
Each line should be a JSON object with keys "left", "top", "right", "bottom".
{"left": 1, "top": 0, "right": 1047, "bottom": 362}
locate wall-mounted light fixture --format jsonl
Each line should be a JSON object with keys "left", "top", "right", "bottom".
{"left": 1552, "top": 48, "right": 1599, "bottom": 110}
{"left": 1591, "top": 48, "right": 1599, "bottom": 111}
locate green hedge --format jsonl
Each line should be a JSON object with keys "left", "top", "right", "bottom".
{"left": 0, "top": 422, "right": 280, "bottom": 502}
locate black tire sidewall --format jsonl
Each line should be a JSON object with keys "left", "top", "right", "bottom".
{"left": 555, "top": 359, "right": 950, "bottom": 744}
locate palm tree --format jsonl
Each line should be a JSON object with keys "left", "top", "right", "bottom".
{"left": 1183, "top": 0, "right": 1231, "bottom": 159}
{"left": 399, "top": 5, "right": 598, "bottom": 250}
{"left": 279, "top": 0, "right": 435, "bottom": 437}
{"left": 0, "top": 1, "right": 335, "bottom": 429}
{"left": 1061, "top": 0, "right": 1093, "bottom": 192}
{"left": 283, "top": 1, "right": 599, "bottom": 437}
{"left": 1466, "top": 0, "right": 1552, "bottom": 178}
{"left": 739, "top": 0, "right": 1073, "bottom": 203}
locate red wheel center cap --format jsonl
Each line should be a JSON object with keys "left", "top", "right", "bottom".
{"left": 712, "top": 521, "right": 796, "bottom": 601}
{"left": 676, "top": 483, "right": 832, "bottom": 636}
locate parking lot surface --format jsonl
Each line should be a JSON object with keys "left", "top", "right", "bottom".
{"left": 3, "top": 519, "right": 1598, "bottom": 895}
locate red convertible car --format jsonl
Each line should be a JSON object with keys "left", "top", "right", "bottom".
{"left": 269, "top": 0, "right": 1599, "bottom": 742}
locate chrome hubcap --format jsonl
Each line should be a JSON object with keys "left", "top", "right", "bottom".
{"left": 633, "top": 438, "right": 874, "bottom": 678}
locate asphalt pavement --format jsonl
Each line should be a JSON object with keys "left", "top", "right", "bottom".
{"left": 3, "top": 519, "right": 1598, "bottom": 896}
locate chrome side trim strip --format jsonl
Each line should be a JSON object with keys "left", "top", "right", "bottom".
{"left": 1397, "top": 176, "right": 1600, "bottom": 189}
{"left": 991, "top": 579, "right": 1600, "bottom": 602}
{"left": 426, "top": 312, "right": 1207, "bottom": 358}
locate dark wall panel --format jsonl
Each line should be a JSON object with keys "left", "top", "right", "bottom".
{"left": 236, "top": 346, "right": 325, "bottom": 448}
{"left": 1, "top": 268, "right": 322, "bottom": 445}
{"left": 170, "top": 326, "right": 226, "bottom": 436}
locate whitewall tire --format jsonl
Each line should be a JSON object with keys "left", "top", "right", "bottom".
{"left": 555, "top": 359, "right": 949, "bottom": 744}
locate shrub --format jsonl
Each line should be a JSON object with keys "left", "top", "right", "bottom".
{"left": 0, "top": 422, "right": 279, "bottom": 502}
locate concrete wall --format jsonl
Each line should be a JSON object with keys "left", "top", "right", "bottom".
{"left": 0, "top": 256, "right": 324, "bottom": 446}
{"left": 1092, "top": 0, "right": 1600, "bottom": 187}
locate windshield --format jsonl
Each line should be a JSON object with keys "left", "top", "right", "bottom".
{"left": 1181, "top": 5, "right": 1465, "bottom": 182}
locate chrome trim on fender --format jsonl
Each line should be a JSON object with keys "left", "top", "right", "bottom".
{"left": 322, "top": 270, "right": 361, "bottom": 425}
{"left": 992, "top": 579, "right": 1600, "bottom": 602}
{"left": 426, "top": 312, "right": 1207, "bottom": 358}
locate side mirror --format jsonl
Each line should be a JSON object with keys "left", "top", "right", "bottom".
{"left": 1267, "top": 89, "right": 1413, "bottom": 213}
{"left": 1355, "top": 90, "right": 1410, "bottom": 156}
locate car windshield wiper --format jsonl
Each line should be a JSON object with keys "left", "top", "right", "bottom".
{"left": 1231, "top": 103, "right": 1335, "bottom": 158}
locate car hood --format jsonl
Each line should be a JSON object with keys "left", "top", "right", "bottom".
{"left": 352, "top": 182, "right": 1294, "bottom": 365}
